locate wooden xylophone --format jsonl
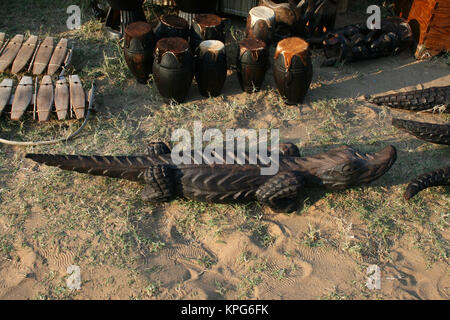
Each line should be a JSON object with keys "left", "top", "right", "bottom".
{"left": 0, "top": 32, "right": 72, "bottom": 76}
{"left": 0, "top": 74, "right": 88, "bottom": 122}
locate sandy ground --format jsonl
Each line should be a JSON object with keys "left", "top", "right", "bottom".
{"left": 0, "top": 5, "right": 448, "bottom": 300}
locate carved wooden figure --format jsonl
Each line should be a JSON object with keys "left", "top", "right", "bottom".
{"left": 26, "top": 142, "right": 397, "bottom": 213}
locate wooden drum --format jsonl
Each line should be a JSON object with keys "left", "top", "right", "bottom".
{"left": 154, "top": 14, "right": 190, "bottom": 41}
{"left": 153, "top": 37, "right": 194, "bottom": 103}
{"left": 246, "top": 6, "right": 276, "bottom": 45}
{"left": 273, "top": 37, "right": 313, "bottom": 105}
{"left": 190, "top": 14, "right": 225, "bottom": 51}
{"left": 195, "top": 40, "right": 227, "bottom": 97}
{"left": 124, "top": 22, "right": 156, "bottom": 84}
{"left": 236, "top": 38, "right": 269, "bottom": 93}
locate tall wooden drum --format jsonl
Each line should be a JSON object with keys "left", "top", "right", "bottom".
{"left": 153, "top": 37, "right": 194, "bottom": 103}
{"left": 154, "top": 14, "right": 190, "bottom": 41}
{"left": 124, "top": 22, "right": 156, "bottom": 84}
{"left": 246, "top": 6, "right": 276, "bottom": 45}
{"left": 236, "top": 38, "right": 269, "bottom": 93}
{"left": 273, "top": 37, "right": 313, "bottom": 105}
{"left": 195, "top": 40, "right": 227, "bottom": 97}
{"left": 190, "top": 14, "right": 225, "bottom": 51}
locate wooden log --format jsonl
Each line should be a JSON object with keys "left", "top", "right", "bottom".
{"left": 0, "top": 34, "right": 24, "bottom": 72}
{"left": 11, "top": 35, "right": 38, "bottom": 74}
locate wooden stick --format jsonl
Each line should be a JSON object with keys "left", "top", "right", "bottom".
{"left": 33, "top": 77, "right": 38, "bottom": 121}
{"left": 0, "top": 38, "right": 9, "bottom": 56}
{"left": 59, "top": 46, "right": 73, "bottom": 78}
{"left": 69, "top": 75, "right": 74, "bottom": 119}
{"left": 28, "top": 40, "right": 41, "bottom": 73}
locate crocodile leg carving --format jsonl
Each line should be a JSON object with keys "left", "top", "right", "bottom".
{"left": 256, "top": 171, "right": 304, "bottom": 213}
{"left": 404, "top": 167, "right": 450, "bottom": 200}
{"left": 368, "top": 86, "right": 450, "bottom": 112}
{"left": 142, "top": 165, "right": 174, "bottom": 202}
{"left": 392, "top": 118, "right": 450, "bottom": 145}
{"left": 147, "top": 142, "right": 171, "bottom": 156}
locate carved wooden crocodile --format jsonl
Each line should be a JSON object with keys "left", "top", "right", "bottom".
{"left": 390, "top": 118, "right": 449, "bottom": 200}
{"left": 26, "top": 142, "right": 397, "bottom": 212}
{"left": 404, "top": 166, "right": 450, "bottom": 200}
{"left": 319, "top": 18, "right": 414, "bottom": 66}
{"left": 392, "top": 118, "right": 450, "bottom": 145}
{"left": 368, "top": 85, "right": 450, "bottom": 112}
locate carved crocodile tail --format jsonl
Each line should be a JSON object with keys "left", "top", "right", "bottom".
{"left": 404, "top": 166, "right": 450, "bottom": 200}
{"left": 25, "top": 154, "right": 154, "bottom": 182}
{"left": 392, "top": 118, "right": 450, "bottom": 145}
{"left": 368, "top": 86, "right": 450, "bottom": 112}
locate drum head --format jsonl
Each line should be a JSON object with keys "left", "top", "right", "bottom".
{"left": 125, "top": 21, "right": 152, "bottom": 38}
{"left": 276, "top": 37, "right": 309, "bottom": 55}
{"left": 275, "top": 37, "right": 309, "bottom": 69}
{"left": 160, "top": 15, "right": 189, "bottom": 30}
{"left": 193, "top": 14, "right": 223, "bottom": 27}
{"left": 199, "top": 40, "right": 225, "bottom": 52}
{"left": 156, "top": 37, "right": 190, "bottom": 53}
{"left": 198, "top": 40, "right": 225, "bottom": 58}
{"left": 249, "top": 6, "right": 275, "bottom": 25}
{"left": 240, "top": 38, "right": 266, "bottom": 51}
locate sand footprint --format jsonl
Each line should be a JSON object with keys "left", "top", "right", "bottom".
{"left": 255, "top": 257, "right": 313, "bottom": 299}
{"left": 164, "top": 244, "right": 217, "bottom": 266}
{"left": 39, "top": 246, "right": 75, "bottom": 272}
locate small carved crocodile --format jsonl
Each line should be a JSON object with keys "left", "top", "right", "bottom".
{"left": 404, "top": 166, "right": 450, "bottom": 200}
{"left": 26, "top": 143, "right": 397, "bottom": 212}
{"left": 392, "top": 118, "right": 450, "bottom": 145}
{"left": 368, "top": 85, "right": 450, "bottom": 112}
{"left": 319, "top": 18, "right": 413, "bottom": 66}
{"left": 389, "top": 114, "right": 448, "bottom": 200}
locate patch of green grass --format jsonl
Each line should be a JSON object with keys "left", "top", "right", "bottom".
{"left": 302, "top": 223, "right": 325, "bottom": 248}
{"left": 145, "top": 281, "right": 161, "bottom": 298}
{"left": 214, "top": 280, "right": 229, "bottom": 297}
{"left": 411, "top": 227, "right": 449, "bottom": 266}
{"left": 237, "top": 274, "right": 262, "bottom": 300}
{"left": 320, "top": 286, "right": 352, "bottom": 300}
{"left": 238, "top": 250, "right": 257, "bottom": 264}
{"left": 197, "top": 255, "right": 216, "bottom": 269}
{"left": 0, "top": 235, "right": 14, "bottom": 261}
